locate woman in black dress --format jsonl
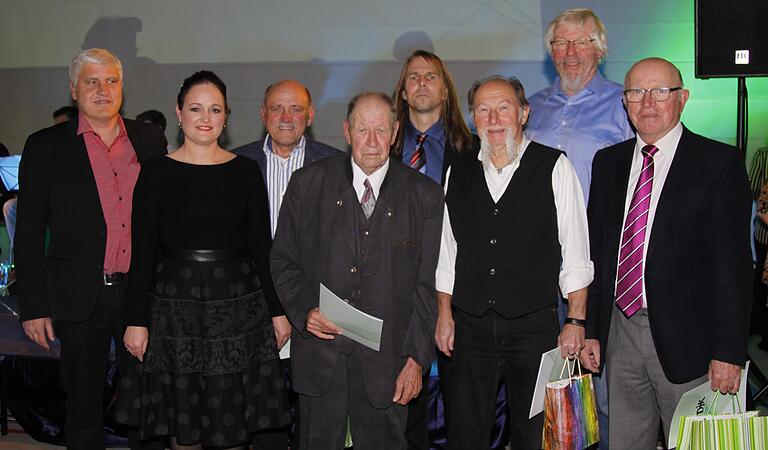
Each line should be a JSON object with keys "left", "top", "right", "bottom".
{"left": 117, "top": 71, "right": 290, "bottom": 449}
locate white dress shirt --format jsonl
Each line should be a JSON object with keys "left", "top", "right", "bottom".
{"left": 263, "top": 135, "right": 306, "bottom": 237}
{"left": 351, "top": 158, "right": 390, "bottom": 202}
{"left": 436, "top": 136, "right": 594, "bottom": 297}
{"left": 617, "top": 122, "right": 683, "bottom": 307}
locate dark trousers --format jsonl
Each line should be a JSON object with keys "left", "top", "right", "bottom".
{"left": 447, "top": 307, "right": 558, "bottom": 450}
{"left": 56, "top": 282, "right": 162, "bottom": 450}
{"left": 753, "top": 241, "right": 768, "bottom": 339}
{"left": 298, "top": 348, "right": 408, "bottom": 450}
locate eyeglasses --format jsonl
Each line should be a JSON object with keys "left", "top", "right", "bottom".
{"left": 549, "top": 38, "right": 595, "bottom": 50}
{"left": 623, "top": 87, "right": 683, "bottom": 103}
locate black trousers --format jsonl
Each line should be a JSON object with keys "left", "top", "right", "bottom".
{"left": 298, "top": 347, "right": 408, "bottom": 450}
{"left": 405, "top": 352, "right": 452, "bottom": 450}
{"left": 56, "top": 282, "right": 162, "bottom": 450}
{"left": 447, "top": 307, "right": 558, "bottom": 450}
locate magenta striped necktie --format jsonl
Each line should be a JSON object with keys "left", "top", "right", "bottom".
{"left": 615, "top": 144, "right": 659, "bottom": 318}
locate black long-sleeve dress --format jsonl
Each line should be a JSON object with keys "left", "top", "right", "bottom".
{"left": 116, "top": 155, "right": 290, "bottom": 447}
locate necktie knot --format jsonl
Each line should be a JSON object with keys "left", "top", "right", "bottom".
{"left": 642, "top": 144, "right": 659, "bottom": 159}
{"left": 416, "top": 134, "right": 427, "bottom": 145}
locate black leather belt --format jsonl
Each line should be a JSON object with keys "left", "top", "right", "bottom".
{"left": 103, "top": 272, "right": 128, "bottom": 286}
{"left": 161, "top": 247, "right": 249, "bottom": 263}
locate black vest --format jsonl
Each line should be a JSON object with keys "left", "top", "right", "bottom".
{"left": 446, "top": 142, "right": 562, "bottom": 318}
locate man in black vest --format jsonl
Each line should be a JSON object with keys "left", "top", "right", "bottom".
{"left": 436, "top": 76, "right": 593, "bottom": 449}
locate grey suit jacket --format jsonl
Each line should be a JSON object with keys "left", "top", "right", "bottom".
{"left": 231, "top": 136, "right": 343, "bottom": 179}
{"left": 270, "top": 157, "right": 443, "bottom": 407}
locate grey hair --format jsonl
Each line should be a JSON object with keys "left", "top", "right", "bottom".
{"left": 346, "top": 92, "right": 397, "bottom": 125}
{"left": 544, "top": 8, "right": 607, "bottom": 61}
{"left": 69, "top": 48, "right": 123, "bottom": 88}
{"left": 467, "top": 75, "right": 529, "bottom": 111}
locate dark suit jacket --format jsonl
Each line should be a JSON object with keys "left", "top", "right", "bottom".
{"left": 270, "top": 156, "right": 443, "bottom": 408}
{"left": 231, "top": 136, "right": 343, "bottom": 179}
{"left": 586, "top": 126, "right": 752, "bottom": 383}
{"left": 16, "top": 117, "right": 167, "bottom": 322}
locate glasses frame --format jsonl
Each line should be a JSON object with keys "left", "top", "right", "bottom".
{"left": 623, "top": 87, "right": 683, "bottom": 103}
{"left": 549, "top": 38, "right": 596, "bottom": 51}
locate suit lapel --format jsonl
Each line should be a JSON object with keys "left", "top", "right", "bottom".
{"left": 607, "top": 140, "right": 635, "bottom": 261}
{"left": 363, "top": 166, "right": 395, "bottom": 264}
{"left": 646, "top": 128, "right": 693, "bottom": 260}
{"left": 66, "top": 118, "right": 105, "bottom": 226}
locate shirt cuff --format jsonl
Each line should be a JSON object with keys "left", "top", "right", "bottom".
{"left": 435, "top": 269, "right": 454, "bottom": 296}
{"left": 559, "top": 261, "right": 594, "bottom": 296}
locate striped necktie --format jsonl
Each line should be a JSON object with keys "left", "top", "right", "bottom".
{"left": 361, "top": 179, "right": 376, "bottom": 220}
{"left": 615, "top": 144, "right": 659, "bottom": 318}
{"left": 409, "top": 134, "right": 427, "bottom": 171}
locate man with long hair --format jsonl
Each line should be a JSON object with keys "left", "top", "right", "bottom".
{"left": 391, "top": 50, "right": 476, "bottom": 449}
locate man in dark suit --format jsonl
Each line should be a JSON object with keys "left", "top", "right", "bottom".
{"left": 16, "top": 48, "right": 167, "bottom": 450}
{"left": 232, "top": 79, "right": 342, "bottom": 449}
{"left": 581, "top": 57, "right": 752, "bottom": 448}
{"left": 270, "top": 92, "right": 443, "bottom": 449}
{"left": 391, "top": 48, "right": 475, "bottom": 450}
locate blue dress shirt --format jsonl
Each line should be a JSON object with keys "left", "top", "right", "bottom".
{"left": 402, "top": 118, "right": 446, "bottom": 184}
{"left": 526, "top": 72, "right": 634, "bottom": 201}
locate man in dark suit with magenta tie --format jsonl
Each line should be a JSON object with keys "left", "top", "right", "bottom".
{"left": 582, "top": 57, "right": 752, "bottom": 448}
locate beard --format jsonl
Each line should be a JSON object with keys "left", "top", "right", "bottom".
{"left": 478, "top": 128, "right": 521, "bottom": 167}
{"left": 560, "top": 74, "right": 586, "bottom": 95}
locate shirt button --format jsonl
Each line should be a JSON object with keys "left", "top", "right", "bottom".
{"left": 489, "top": 238, "right": 497, "bottom": 245}
{"left": 489, "top": 268, "right": 496, "bottom": 275}
{"left": 350, "top": 266, "right": 357, "bottom": 273}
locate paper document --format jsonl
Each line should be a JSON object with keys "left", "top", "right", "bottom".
{"left": 529, "top": 347, "right": 568, "bottom": 418}
{"left": 668, "top": 361, "right": 749, "bottom": 449}
{"left": 279, "top": 339, "right": 291, "bottom": 359}
{"left": 319, "top": 284, "right": 383, "bottom": 351}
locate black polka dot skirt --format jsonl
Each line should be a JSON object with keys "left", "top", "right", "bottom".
{"left": 116, "top": 253, "right": 291, "bottom": 447}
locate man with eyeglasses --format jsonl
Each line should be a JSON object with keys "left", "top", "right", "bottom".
{"left": 581, "top": 57, "right": 752, "bottom": 448}
{"left": 526, "top": 9, "right": 632, "bottom": 447}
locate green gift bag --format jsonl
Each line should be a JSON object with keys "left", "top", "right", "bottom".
{"left": 676, "top": 392, "right": 757, "bottom": 449}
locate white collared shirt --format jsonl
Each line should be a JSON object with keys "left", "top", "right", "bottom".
{"left": 618, "top": 122, "right": 683, "bottom": 307}
{"left": 351, "top": 158, "right": 390, "bottom": 203}
{"left": 263, "top": 135, "right": 306, "bottom": 237}
{"left": 436, "top": 136, "right": 594, "bottom": 297}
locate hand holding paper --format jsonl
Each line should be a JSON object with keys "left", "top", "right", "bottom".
{"left": 306, "top": 307, "right": 342, "bottom": 339}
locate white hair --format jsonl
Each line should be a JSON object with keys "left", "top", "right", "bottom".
{"left": 544, "top": 8, "right": 608, "bottom": 62}
{"left": 69, "top": 48, "right": 123, "bottom": 88}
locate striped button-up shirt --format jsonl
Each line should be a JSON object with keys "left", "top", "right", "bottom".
{"left": 263, "top": 136, "right": 306, "bottom": 237}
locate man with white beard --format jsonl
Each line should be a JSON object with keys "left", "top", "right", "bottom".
{"left": 435, "top": 76, "right": 593, "bottom": 449}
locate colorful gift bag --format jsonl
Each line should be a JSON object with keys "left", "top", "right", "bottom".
{"left": 542, "top": 359, "right": 599, "bottom": 450}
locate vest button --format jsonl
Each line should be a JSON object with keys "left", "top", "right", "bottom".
{"left": 488, "top": 298, "right": 494, "bottom": 304}
{"left": 350, "top": 266, "right": 357, "bottom": 273}
{"left": 489, "top": 238, "right": 497, "bottom": 245}
{"left": 489, "top": 268, "right": 496, "bottom": 275}
{"left": 492, "top": 208, "right": 499, "bottom": 216}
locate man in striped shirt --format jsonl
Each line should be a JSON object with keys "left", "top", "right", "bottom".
{"left": 232, "top": 79, "right": 342, "bottom": 449}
